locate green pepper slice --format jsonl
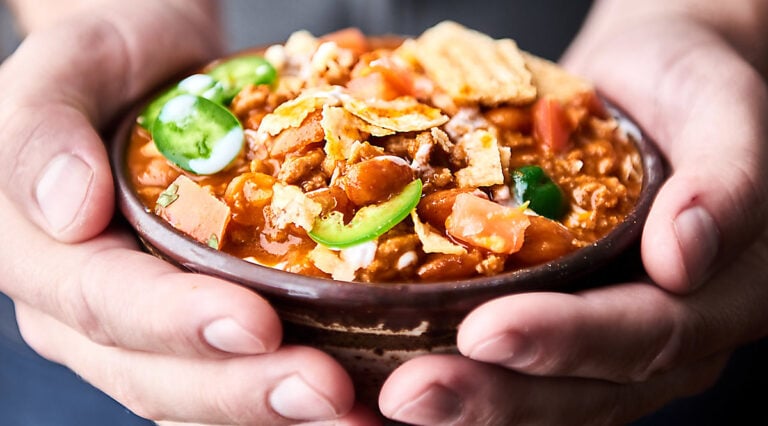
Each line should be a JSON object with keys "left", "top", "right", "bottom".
{"left": 152, "top": 94, "right": 244, "bottom": 175}
{"left": 207, "top": 55, "right": 277, "bottom": 103}
{"left": 309, "top": 179, "right": 423, "bottom": 249}
{"left": 138, "top": 74, "right": 226, "bottom": 129}
{"left": 512, "top": 165, "right": 566, "bottom": 220}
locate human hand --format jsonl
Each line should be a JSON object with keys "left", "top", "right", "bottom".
{"left": 0, "top": 1, "right": 364, "bottom": 424}
{"left": 379, "top": 231, "right": 767, "bottom": 423}
{"left": 378, "top": 1, "right": 768, "bottom": 424}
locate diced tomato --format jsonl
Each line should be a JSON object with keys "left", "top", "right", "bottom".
{"left": 320, "top": 28, "right": 369, "bottom": 56}
{"left": 269, "top": 111, "right": 325, "bottom": 157}
{"left": 348, "top": 53, "right": 417, "bottom": 100}
{"left": 445, "top": 193, "right": 531, "bottom": 254}
{"left": 347, "top": 72, "right": 401, "bottom": 100}
{"left": 369, "top": 57, "right": 416, "bottom": 96}
{"left": 532, "top": 96, "right": 572, "bottom": 154}
{"left": 156, "top": 175, "right": 231, "bottom": 247}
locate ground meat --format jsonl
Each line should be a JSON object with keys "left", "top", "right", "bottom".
{"left": 277, "top": 148, "right": 328, "bottom": 190}
{"left": 231, "top": 84, "right": 270, "bottom": 120}
{"left": 569, "top": 176, "right": 626, "bottom": 212}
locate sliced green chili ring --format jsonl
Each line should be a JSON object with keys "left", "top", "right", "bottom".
{"left": 309, "top": 179, "right": 423, "bottom": 249}
{"left": 512, "top": 165, "right": 567, "bottom": 220}
{"left": 137, "top": 74, "right": 226, "bottom": 129}
{"left": 152, "top": 94, "right": 244, "bottom": 175}
{"left": 207, "top": 55, "right": 277, "bottom": 102}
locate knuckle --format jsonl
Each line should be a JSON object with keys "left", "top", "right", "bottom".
{"left": 120, "top": 393, "right": 165, "bottom": 423}
{"left": 632, "top": 303, "right": 698, "bottom": 382}
{"left": 211, "top": 392, "right": 259, "bottom": 426}
{"left": 14, "top": 308, "right": 58, "bottom": 362}
{"left": 60, "top": 248, "right": 121, "bottom": 347}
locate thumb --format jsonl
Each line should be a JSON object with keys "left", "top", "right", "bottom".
{"left": 563, "top": 20, "right": 768, "bottom": 293}
{"left": 0, "top": 0, "right": 222, "bottom": 242}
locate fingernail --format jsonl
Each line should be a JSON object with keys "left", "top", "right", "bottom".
{"left": 673, "top": 206, "right": 719, "bottom": 289}
{"left": 390, "top": 384, "right": 462, "bottom": 425}
{"left": 468, "top": 332, "right": 538, "bottom": 369}
{"left": 269, "top": 374, "right": 338, "bottom": 421}
{"left": 35, "top": 153, "right": 93, "bottom": 232}
{"left": 203, "top": 318, "right": 266, "bottom": 354}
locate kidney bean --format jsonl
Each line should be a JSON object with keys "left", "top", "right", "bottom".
{"left": 341, "top": 156, "right": 414, "bottom": 206}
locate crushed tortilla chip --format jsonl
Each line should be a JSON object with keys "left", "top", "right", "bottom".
{"left": 342, "top": 96, "right": 448, "bottom": 132}
{"left": 322, "top": 105, "right": 394, "bottom": 161}
{"left": 523, "top": 52, "right": 593, "bottom": 103}
{"left": 268, "top": 183, "right": 322, "bottom": 231}
{"left": 259, "top": 88, "right": 346, "bottom": 136}
{"left": 455, "top": 129, "right": 505, "bottom": 188}
{"left": 309, "top": 245, "right": 356, "bottom": 281}
{"left": 410, "top": 211, "right": 467, "bottom": 255}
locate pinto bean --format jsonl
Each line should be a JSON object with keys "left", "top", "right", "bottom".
{"left": 417, "top": 251, "right": 483, "bottom": 281}
{"left": 307, "top": 186, "right": 352, "bottom": 220}
{"left": 341, "top": 156, "right": 414, "bottom": 206}
{"left": 416, "top": 188, "right": 485, "bottom": 230}
{"left": 512, "top": 215, "right": 577, "bottom": 266}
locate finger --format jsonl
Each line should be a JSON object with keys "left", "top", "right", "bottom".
{"left": 0, "top": 192, "right": 281, "bottom": 356}
{"left": 457, "top": 228, "right": 768, "bottom": 382}
{"left": 379, "top": 353, "right": 727, "bottom": 426}
{"left": 155, "top": 403, "right": 382, "bottom": 426}
{"left": 15, "top": 306, "right": 355, "bottom": 425}
{"left": 0, "top": 0, "right": 222, "bottom": 242}
{"left": 564, "top": 19, "right": 768, "bottom": 293}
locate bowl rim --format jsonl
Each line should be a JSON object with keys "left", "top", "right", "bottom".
{"left": 110, "top": 69, "right": 664, "bottom": 311}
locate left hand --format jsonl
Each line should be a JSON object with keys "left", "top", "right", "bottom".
{"left": 378, "top": 3, "right": 768, "bottom": 424}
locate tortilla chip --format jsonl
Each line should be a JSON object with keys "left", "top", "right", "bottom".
{"left": 268, "top": 183, "right": 322, "bottom": 231}
{"left": 414, "top": 21, "right": 537, "bottom": 105}
{"left": 455, "top": 129, "right": 505, "bottom": 188}
{"left": 411, "top": 211, "right": 467, "bottom": 255}
{"left": 342, "top": 96, "right": 448, "bottom": 132}
{"left": 523, "top": 52, "right": 593, "bottom": 103}
{"left": 259, "top": 88, "right": 346, "bottom": 136}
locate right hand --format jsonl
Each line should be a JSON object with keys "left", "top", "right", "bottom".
{"left": 0, "top": 1, "right": 366, "bottom": 424}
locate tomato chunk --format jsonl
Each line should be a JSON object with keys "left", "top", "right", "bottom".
{"left": 156, "top": 175, "right": 231, "bottom": 248}
{"left": 445, "top": 193, "right": 530, "bottom": 254}
{"left": 320, "top": 28, "right": 369, "bottom": 56}
{"left": 532, "top": 96, "right": 572, "bottom": 153}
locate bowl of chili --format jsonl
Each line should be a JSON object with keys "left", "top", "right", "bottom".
{"left": 111, "top": 22, "right": 664, "bottom": 403}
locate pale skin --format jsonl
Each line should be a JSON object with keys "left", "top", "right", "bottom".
{"left": 380, "top": 0, "right": 768, "bottom": 424}
{"left": 1, "top": 0, "right": 767, "bottom": 425}
{"left": 0, "top": 0, "right": 371, "bottom": 424}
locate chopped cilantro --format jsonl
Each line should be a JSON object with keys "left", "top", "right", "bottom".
{"left": 156, "top": 183, "right": 179, "bottom": 209}
{"left": 207, "top": 234, "right": 220, "bottom": 250}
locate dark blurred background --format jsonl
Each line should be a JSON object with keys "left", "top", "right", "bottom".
{"left": 1, "top": 1, "right": 767, "bottom": 425}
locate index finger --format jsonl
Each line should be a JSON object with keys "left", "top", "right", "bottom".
{"left": 0, "top": 188, "right": 281, "bottom": 358}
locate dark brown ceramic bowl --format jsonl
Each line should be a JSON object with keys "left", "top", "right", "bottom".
{"left": 110, "top": 50, "right": 664, "bottom": 404}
